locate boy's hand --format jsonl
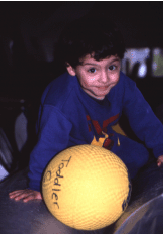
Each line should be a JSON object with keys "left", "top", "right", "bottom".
{"left": 9, "top": 189, "right": 42, "bottom": 203}
{"left": 157, "top": 155, "right": 163, "bottom": 167}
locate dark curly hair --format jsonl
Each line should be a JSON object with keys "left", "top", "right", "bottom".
{"left": 56, "top": 16, "right": 126, "bottom": 68}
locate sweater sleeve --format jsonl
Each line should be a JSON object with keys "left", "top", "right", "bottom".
{"left": 122, "top": 78, "right": 163, "bottom": 158}
{"left": 28, "top": 104, "right": 72, "bottom": 192}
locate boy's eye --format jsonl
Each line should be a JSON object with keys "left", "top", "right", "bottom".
{"left": 88, "top": 68, "right": 96, "bottom": 73}
{"left": 109, "top": 65, "right": 116, "bottom": 71}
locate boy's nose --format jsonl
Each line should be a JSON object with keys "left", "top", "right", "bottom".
{"left": 100, "top": 71, "right": 109, "bottom": 84}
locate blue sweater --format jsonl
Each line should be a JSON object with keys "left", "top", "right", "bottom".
{"left": 28, "top": 72, "right": 163, "bottom": 191}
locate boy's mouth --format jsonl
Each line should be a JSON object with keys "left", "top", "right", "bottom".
{"left": 97, "top": 85, "right": 110, "bottom": 90}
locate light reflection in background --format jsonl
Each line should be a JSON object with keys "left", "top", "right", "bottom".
{"left": 121, "top": 48, "right": 163, "bottom": 78}
{"left": 152, "top": 48, "right": 163, "bottom": 77}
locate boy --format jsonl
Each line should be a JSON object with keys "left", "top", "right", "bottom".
{"left": 9, "top": 16, "right": 163, "bottom": 203}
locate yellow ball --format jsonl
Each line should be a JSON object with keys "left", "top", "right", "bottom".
{"left": 42, "top": 145, "right": 131, "bottom": 231}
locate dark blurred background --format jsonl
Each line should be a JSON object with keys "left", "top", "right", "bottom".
{"left": 1, "top": 1, "right": 163, "bottom": 174}
{"left": 0, "top": 2, "right": 163, "bottom": 106}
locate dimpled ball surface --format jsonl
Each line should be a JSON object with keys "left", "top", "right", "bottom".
{"left": 42, "top": 145, "right": 131, "bottom": 231}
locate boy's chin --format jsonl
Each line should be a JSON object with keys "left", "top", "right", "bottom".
{"left": 94, "top": 95, "right": 106, "bottom": 100}
{"left": 84, "top": 88, "right": 108, "bottom": 100}
{"left": 95, "top": 90, "right": 111, "bottom": 99}
{"left": 91, "top": 93, "right": 106, "bottom": 100}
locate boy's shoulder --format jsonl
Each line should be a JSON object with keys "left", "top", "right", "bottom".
{"left": 41, "top": 72, "right": 78, "bottom": 107}
{"left": 119, "top": 71, "right": 135, "bottom": 84}
{"left": 119, "top": 71, "right": 136, "bottom": 92}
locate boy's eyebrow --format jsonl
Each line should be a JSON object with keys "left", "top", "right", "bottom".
{"left": 83, "top": 58, "right": 120, "bottom": 66}
{"left": 111, "top": 58, "right": 120, "bottom": 63}
{"left": 83, "top": 63, "right": 99, "bottom": 66}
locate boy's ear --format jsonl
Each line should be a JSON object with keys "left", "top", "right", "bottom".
{"left": 66, "top": 63, "right": 76, "bottom": 76}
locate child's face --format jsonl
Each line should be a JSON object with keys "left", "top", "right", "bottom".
{"left": 66, "top": 54, "right": 121, "bottom": 100}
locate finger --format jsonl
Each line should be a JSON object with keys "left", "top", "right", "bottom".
{"left": 23, "top": 195, "right": 35, "bottom": 203}
{"left": 9, "top": 192, "right": 27, "bottom": 199}
{"left": 14, "top": 192, "right": 31, "bottom": 201}
{"left": 23, "top": 192, "right": 43, "bottom": 202}
{"left": 23, "top": 192, "right": 40, "bottom": 202}
{"left": 9, "top": 191, "right": 24, "bottom": 199}
{"left": 9, "top": 190, "right": 23, "bottom": 196}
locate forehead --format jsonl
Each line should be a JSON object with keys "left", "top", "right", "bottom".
{"left": 79, "top": 54, "right": 120, "bottom": 65}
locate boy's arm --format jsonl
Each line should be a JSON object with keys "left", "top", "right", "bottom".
{"left": 123, "top": 79, "right": 163, "bottom": 160}
{"left": 9, "top": 105, "right": 72, "bottom": 202}
{"left": 28, "top": 105, "right": 72, "bottom": 192}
